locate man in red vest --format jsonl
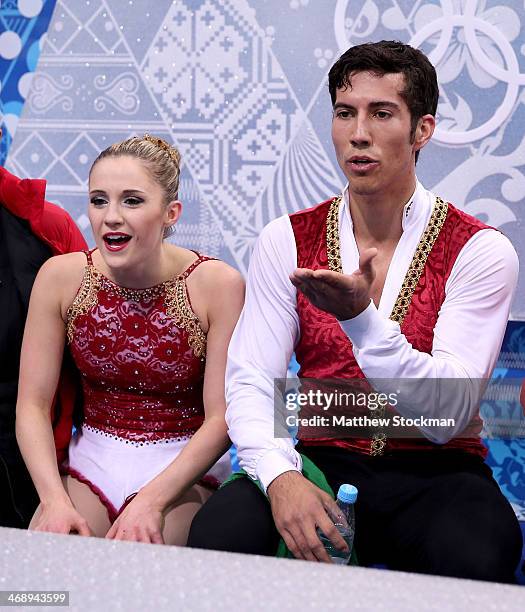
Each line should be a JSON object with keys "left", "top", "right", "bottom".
{"left": 188, "top": 41, "right": 522, "bottom": 582}
{"left": 0, "top": 124, "right": 87, "bottom": 527}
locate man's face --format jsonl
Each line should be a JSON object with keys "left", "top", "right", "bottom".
{"left": 331, "top": 71, "right": 431, "bottom": 201}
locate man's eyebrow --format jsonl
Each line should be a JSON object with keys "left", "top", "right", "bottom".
{"left": 333, "top": 100, "right": 401, "bottom": 110}
{"left": 368, "top": 100, "right": 400, "bottom": 110}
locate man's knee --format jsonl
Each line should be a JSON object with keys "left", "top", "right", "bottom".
{"left": 187, "top": 478, "right": 279, "bottom": 555}
{"left": 423, "top": 473, "right": 522, "bottom": 582}
{"left": 427, "top": 518, "right": 522, "bottom": 582}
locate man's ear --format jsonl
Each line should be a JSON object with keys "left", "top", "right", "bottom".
{"left": 414, "top": 114, "right": 435, "bottom": 153}
{"left": 165, "top": 200, "right": 182, "bottom": 231}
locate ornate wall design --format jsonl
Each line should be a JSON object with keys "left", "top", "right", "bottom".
{"left": 1, "top": 0, "right": 525, "bottom": 514}
{"left": 4, "top": 0, "right": 524, "bottom": 316}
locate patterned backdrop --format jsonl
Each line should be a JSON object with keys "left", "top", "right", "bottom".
{"left": 1, "top": 0, "right": 524, "bottom": 518}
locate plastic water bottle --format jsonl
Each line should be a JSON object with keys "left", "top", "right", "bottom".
{"left": 317, "top": 484, "right": 358, "bottom": 564}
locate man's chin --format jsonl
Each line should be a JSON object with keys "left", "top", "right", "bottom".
{"left": 347, "top": 181, "right": 378, "bottom": 197}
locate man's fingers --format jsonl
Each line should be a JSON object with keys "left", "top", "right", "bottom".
{"left": 296, "top": 269, "right": 344, "bottom": 286}
{"left": 358, "top": 247, "right": 377, "bottom": 279}
{"left": 304, "top": 526, "right": 332, "bottom": 563}
{"left": 317, "top": 513, "right": 349, "bottom": 554}
{"left": 277, "top": 509, "right": 336, "bottom": 562}
{"left": 280, "top": 529, "right": 306, "bottom": 560}
{"left": 269, "top": 474, "right": 350, "bottom": 563}
{"left": 291, "top": 271, "right": 347, "bottom": 299}
{"left": 290, "top": 527, "right": 320, "bottom": 562}
{"left": 290, "top": 268, "right": 315, "bottom": 282}
{"left": 282, "top": 520, "right": 334, "bottom": 562}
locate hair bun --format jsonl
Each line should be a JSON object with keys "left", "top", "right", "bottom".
{"left": 143, "top": 134, "right": 181, "bottom": 166}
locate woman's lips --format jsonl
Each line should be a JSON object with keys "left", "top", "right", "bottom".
{"left": 102, "top": 233, "right": 132, "bottom": 252}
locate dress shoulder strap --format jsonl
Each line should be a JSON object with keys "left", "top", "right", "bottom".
{"left": 180, "top": 252, "right": 217, "bottom": 279}
{"left": 65, "top": 252, "right": 102, "bottom": 344}
{"left": 84, "top": 248, "right": 95, "bottom": 265}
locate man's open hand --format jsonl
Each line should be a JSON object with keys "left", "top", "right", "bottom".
{"left": 267, "top": 471, "right": 349, "bottom": 562}
{"left": 290, "top": 247, "right": 377, "bottom": 320}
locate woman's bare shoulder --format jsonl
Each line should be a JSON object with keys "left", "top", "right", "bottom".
{"left": 34, "top": 252, "right": 89, "bottom": 310}
{"left": 38, "top": 251, "right": 88, "bottom": 283}
{"left": 193, "top": 258, "right": 245, "bottom": 317}
{"left": 194, "top": 257, "right": 244, "bottom": 287}
{"left": 191, "top": 260, "right": 245, "bottom": 312}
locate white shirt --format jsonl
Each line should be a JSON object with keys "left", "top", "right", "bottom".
{"left": 225, "top": 182, "right": 519, "bottom": 492}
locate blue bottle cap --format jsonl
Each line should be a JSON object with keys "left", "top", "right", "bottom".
{"left": 337, "top": 484, "right": 358, "bottom": 504}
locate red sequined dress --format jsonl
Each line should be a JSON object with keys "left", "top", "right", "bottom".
{"left": 63, "top": 249, "right": 230, "bottom": 521}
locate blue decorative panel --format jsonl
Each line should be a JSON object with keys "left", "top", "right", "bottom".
{"left": 484, "top": 321, "right": 525, "bottom": 519}
{"left": 0, "top": 0, "right": 57, "bottom": 164}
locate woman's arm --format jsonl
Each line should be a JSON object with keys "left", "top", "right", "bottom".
{"left": 16, "top": 255, "right": 90, "bottom": 535}
{"left": 106, "top": 262, "right": 245, "bottom": 542}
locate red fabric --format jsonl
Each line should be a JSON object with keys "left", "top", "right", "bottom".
{"left": 0, "top": 166, "right": 87, "bottom": 463}
{"left": 68, "top": 253, "right": 211, "bottom": 443}
{"left": 290, "top": 198, "right": 490, "bottom": 457}
{"left": 0, "top": 166, "right": 87, "bottom": 255}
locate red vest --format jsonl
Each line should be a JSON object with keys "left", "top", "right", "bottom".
{"left": 290, "top": 198, "right": 490, "bottom": 457}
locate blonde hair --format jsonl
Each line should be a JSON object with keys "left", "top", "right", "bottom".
{"left": 90, "top": 134, "right": 182, "bottom": 203}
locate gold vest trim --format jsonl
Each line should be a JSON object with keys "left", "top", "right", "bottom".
{"left": 325, "top": 194, "right": 449, "bottom": 454}
{"left": 389, "top": 196, "right": 448, "bottom": 325}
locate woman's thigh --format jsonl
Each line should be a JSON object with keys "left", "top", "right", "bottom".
{"left": 28, "top": 475, "right": 111, "bottom": 537}
{"left": 162, "top": 483, "right": 213, "bottom": 546}
{"left": 61, "top": 475, "right": 111, "bottom": 537}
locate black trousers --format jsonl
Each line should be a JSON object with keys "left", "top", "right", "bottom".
{"left": 188, "top": 447, "right": 523, "bottom": 583}
{"left": 0, "top": 428, "right": 38, "bottom": 528}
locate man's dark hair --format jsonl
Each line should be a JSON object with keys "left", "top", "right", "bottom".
{"left": 328, "top": 40, "right": 439, "bottom": 161}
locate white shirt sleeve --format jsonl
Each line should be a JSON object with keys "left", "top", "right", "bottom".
{"left": 225, "top": 216, "right": 303, "bottom": 492}
{"left": 339, "top": 228, "right": 519, "bottom": 442}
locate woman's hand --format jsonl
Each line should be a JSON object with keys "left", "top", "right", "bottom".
{"left": 30, "top": 500, "right": 92, "bottom": 536}
{"left": 105, "top": 495, "right": 165, "bottom": 544}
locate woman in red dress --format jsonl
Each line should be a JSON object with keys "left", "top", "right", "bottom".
{"left": 16, "top": 135, "right": 244, "bottom": 545}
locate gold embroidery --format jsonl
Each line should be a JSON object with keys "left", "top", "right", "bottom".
{"left": 326, "top": 196, "right": 343, "bottom": 274}
{"left": 66, "top": 259, "right": 206, "bottom": 359}
{"left": 109, "top": 282, "right": 167, "bottom": 302}
{"left": 370, "top": 432, "right": 387, "bottom": 456}
{"left": 325, "top": 195, "right": 449, "bottom": 455}
{"left": 390, "top": 196, "right": 448, "bottom": 325}
{"left": 65, "top": 264, "right": 102, "bottom": 344}
{"left": 165, "top": 278, "right": 207, "bottom": 359}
